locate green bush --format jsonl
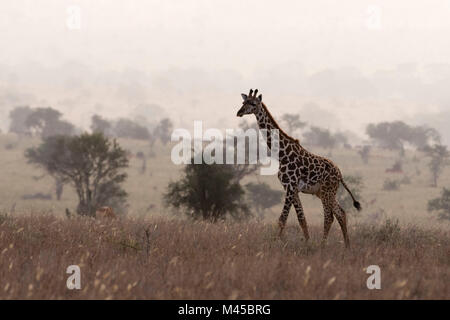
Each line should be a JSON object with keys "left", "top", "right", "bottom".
{"left": 383, "top": 178, "right": 400, "bottom": 191}
{"left": 245, "top": 182, "right": 283, "bottom": 218}
{"left": 428, "top": 188, "right": 450, "bottom": 220}
{"left": 164, "top": 161, "right": 249, "bottom": 222}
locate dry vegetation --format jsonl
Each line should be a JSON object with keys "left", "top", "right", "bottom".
{"left": 1, "top": 133, "right": 449, "bottom": 300}
{"left": 0, "top": 213, "right": 448, "bottom": 299}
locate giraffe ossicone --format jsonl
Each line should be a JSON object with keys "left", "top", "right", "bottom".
{"left": 236, "top": 88, "right": 362, "bottom": 248}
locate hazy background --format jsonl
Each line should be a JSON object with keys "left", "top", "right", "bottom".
{"left": 1, "top": 0, "right": 450, "bottom": 144}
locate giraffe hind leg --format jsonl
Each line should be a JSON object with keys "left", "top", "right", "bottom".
{"left": 333, "top": 201, "right": 350, "bottom": 248}
{"left": 320, "top": 195, "right": 335, "bottom": 246}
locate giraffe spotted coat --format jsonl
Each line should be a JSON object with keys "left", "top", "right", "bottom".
{"left": 237, "top": 89, "right": 361, "bottom": 248}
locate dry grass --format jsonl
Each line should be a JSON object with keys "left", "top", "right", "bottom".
{"left": 0, "top": 213, "right": 448, "bottom": 299}
{"left": 1, "top": 133, "right": 449, "bottom": 300}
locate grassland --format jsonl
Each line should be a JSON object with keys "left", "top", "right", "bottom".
{"left": 0, "top": 133, "right": 449, "bottom": 299}
{"left": 0, "top": 214, "right": 448, "bottom": 299}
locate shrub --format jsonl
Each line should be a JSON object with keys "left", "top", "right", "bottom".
{"left": 383, "top": 178, "right": 400, "bottom": 191}
{"left": 428, "top": 187, "right": 450, "bottom": 220}
{"left": 374, "top": 218, "right": 401, "bottom": 243}
{"left": 245, "top": 182, "right": 283, "bottom": 218}
{"left": 357, "top": 218, "right": 401, "bottom": 244}
{"left": 365, "top": 208, "right": 386, "bottom": 224}
{"left": 0, "top": 213, "right": 8, "bottom": 224}
{"left": 5, "top": 143, "right": 15, "bottom": 150}
{"left": 21, "top": 193, "right": 52, "bottom": 200}
{"left": 358, "top": 145, "right": 371, "bottom": 164}
{"left": 388, "top": 160, "right": 403, "bottom": 172}
{"left": 400, "top": 175, "right": 411, "bottom": 185}
{"left": 164, "top": 161, "right": 249, "bottom": 222}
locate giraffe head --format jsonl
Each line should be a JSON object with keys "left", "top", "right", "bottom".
{"left": 236, "top": 88, "right": 263, "bottom": 117}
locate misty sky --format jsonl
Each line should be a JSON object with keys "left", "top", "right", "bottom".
{"left": 1, "top": 1, "right": 450, "bottom": 143}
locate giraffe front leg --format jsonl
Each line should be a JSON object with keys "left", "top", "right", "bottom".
{"left": 293, "top": 192, "right": 309, "bottom": 241}
{"left": 278, "top": 190, "right": 293, "bottom": 237}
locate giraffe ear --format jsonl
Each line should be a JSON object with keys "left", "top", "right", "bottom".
{"left": 241, "top": 93, "right": 248, "bottom": 100}
{"left": 257, "top": 94, "right": 262, "bottom": 101}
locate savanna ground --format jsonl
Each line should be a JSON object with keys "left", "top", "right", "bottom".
{"left": 0, "top": 133, "right": 449, "bottom": 299}
{"left": 1, "top": 215, "right": 448, "bottom": 299}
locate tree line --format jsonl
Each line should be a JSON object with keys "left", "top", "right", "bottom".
{"left": 9, "top": 105, "right": 173, "bottom": 144}
{"left": 6, "top": 105, "right": 450, "bottom": 221}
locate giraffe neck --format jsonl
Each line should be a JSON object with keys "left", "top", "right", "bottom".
{"left": 254, "top": 103, "right": 298, "bottom": 151}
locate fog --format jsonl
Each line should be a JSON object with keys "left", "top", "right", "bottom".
{"left": 1, "top": 1, "right": 450, "bottom": 143}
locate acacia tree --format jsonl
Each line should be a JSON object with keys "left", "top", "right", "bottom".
{"left": 164, "top": 160, "right": 249, "bottom": 222}
{"left": 366, "top": 121, "right": 408, "bottom": 155}
{"left": 25, "top": 133, "right": 129, "bottom": 216}
{"left": 91, "top": 114, "right": 112, "bottom": 136}
{"left": 366, "top": 121, "right": 441, "bottom": 156}
{"left": 25, "top": 107, "right": 75, "bottom": 138}
{"left": 159, "top": 118, "right": 174, "bottom": 145}
{"left": 9, "top": 106, "right": 33, "bottom": 135}
{"left": 303, "top": 126, "right": 336, "bottom": 151}
{"left": 152, "top": 118, "right": 173, "bottom": 146}
{"left": 136, "top": 151, "right": 147, "bottom": 174}
{"left": 333, "top": 132, "right": 349, "bottom": 147}
{"left": 423, "top": 144, "right": 450, "bottom": 187}
{"left": 281, "top": 113, "right": 306, "bottom": 136}
{"left": 113, "top": 118, "right": 150, "bottom": 140}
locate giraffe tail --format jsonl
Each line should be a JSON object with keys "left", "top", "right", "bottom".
{"left": 340, "top": 179, "right": 362, "bottom": 211}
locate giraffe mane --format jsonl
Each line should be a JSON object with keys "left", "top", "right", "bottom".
{"left": 261, "top": 102, "right": 299, "bottom": 144}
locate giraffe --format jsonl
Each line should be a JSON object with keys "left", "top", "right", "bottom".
{"left": 236, "top": 89, "right": 361, "bottom": 248}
